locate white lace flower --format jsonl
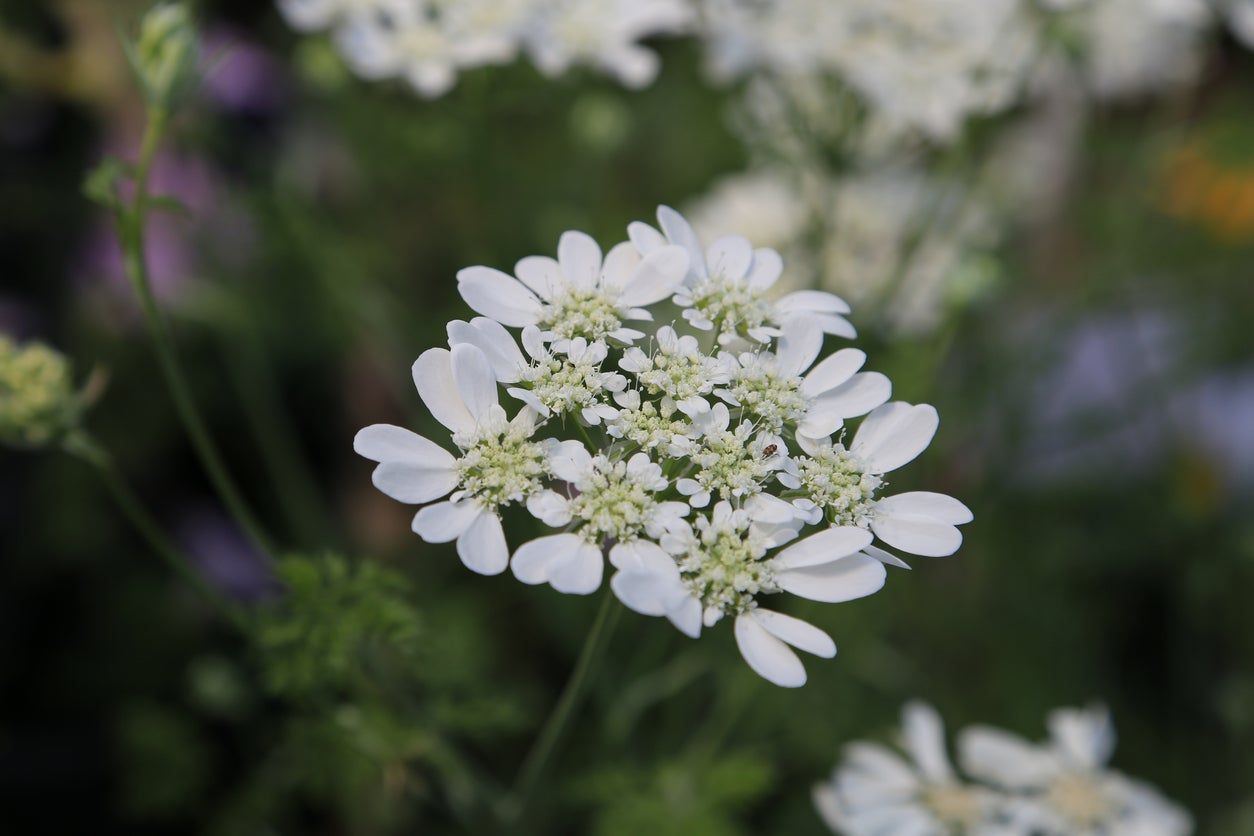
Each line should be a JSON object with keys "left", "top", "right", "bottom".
{"left": 619, "top": 325, "right": 731, "bottom": 417}
{"left": 447, "top": 317, "right": 624, "bottom": 425}
{"left": 958, "top": 705, "right": 1193, "bottom": 836}
{"left": 675, "top": 403, "right": 787, "bottom": 507}
{"left": 605, "top": 388, "right": 693, "bottom": 456}
{"left": 629, "top": 206, "right": 854, "bottom": 347}
{"left": 333, "top": 0, "right": 527, "bottom": 97}
{"left": 715, "top": 319, "right": 891, "bottom": 437}
{"left": 609, "top": 499, "right": 887, "bottom": 687}
{"left": 353, "top": 343, "right": 553, "bottom": 575}
{"left": 781, "top": 402, "right": 972, "bottom": 560}
{"left": 514, "top": 447, "right": 689, "bottom": 594}
{"left": 523, "top": 0, "right": 692, "bottom": 89}
{"left": 814, "top": 702, "right": 1009, "bottom": 836}
{"left": 457, "top": 231, "right": 689, "bottom": 345}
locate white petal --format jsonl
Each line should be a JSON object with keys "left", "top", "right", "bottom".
{"left": 456, "top": 510, "right": 509, "bottom": 575}
{"left": 877, "top": 492, "right": 973, "bottom": 525}
{"left": 808, "top": 373, "right": 892, "bottom": 423}
{"left": 776, "top": 553, "right": 887, "bottom": 603}
{"left": 812, "top": 313, "right": 857, "bottom": 339}
{"left": 744, "top": 493, "right": 798, "bottom": 525}
{"left": 457, "top": 266, "right": 543, "bottom": 327}
{"left": 412, "top": 348, "right": 474, "bottom": 435}
{"left": 526, "top": 489, "right": 572, "bottom": 527}
{"left": 371, "top": 460, "right": 458, "bottom": 504}
{"left": 734, "top": 613, "right": 806, "bottom": 688}
{"left": 775, "top": 290, "right": 851, "bottom": 315}
{"left": 512, "top": 533, "right": 583, "bottom": 585}
{"left": 776, "top": 318, "right": 824, "bottom": 377}
{"left": 957, "top": 727, "right": 1059, "bottom": 790}
{"left": 514, "top": 255, "right": 561, "bottom": 301}
{"left": 549, "top": 440, "right": 592, "bottom": 482}
{"left": 608, "top": 539, "right": 675, "bottom": 572}
{"left": 656, "top": 206, "right": 705, "bottom": 275}
{"left": 774, "top": 527, "right": 874, "bottom": 570}
{"left": 353, "top": 424, "right": 454, "bottom": 467}
{"left": 558, "top": 230, "right": 602, "bottom": 290}
{"left": 863, "top": 545, "right": 911, "bottom": 570}
{"left": 447, "top": 318, "right": 524, "bottom": 384}
{"left": 611, "top": 568, "right": 674, "bottom": 616}
{"left": 801, "top": 349, "right": 866, "bottom": 398}
{"left": 412, "top": 500, "right": 481, "bottom": 543}
{"left": 852, "top": 402, "right": 939, "bottom": 474}
{"left": 617, "top": 245, "right": 689, "bottom": 307}
{"left": 599, "top": 241, "right": 641, "bottom": 293}
{"left": 705, "top": 235, "right": 753, "bottom": 280}
{"left": 627, "top": 220, "right": 666, "bottom": 255}
{"left": 746, "top": 248, "right": 782, "bottom": 290}
{"left": 450, "top": 343, "right": 498, "bottom": 423}
{"left": 901, "top": 701, "right": 954, "bottom": 783}
{"left": 871, "top": 511, "right": 964, "bottom": 558}
{"left": 666, "top": 596, "right": 703, "bottom": 638}
{"left": 751, "top": 609, "right": 836, "bottom": 658}
{"left": 548, "top": 539, "right": 604, "bottom": 594}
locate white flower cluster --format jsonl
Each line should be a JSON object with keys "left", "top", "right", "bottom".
{"left": 355, "top": 206, "right": 972, "bottom": 688}
{"left": 814, "top": 702, "right": 1193, "bottom": 836}
{"left": 699, "top": 0, "right": 1041, "bottom": 142}
{"left": 277, "top": 0, "right": 691, "bottom": 96}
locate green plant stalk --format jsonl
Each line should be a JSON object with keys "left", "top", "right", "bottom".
{"left": 119, "top": 110, "right": 274, "bottom": 560}
{"left": 64, "top": 431, "right": 249, "bottom": 632}
{"left": 505, "top": 590, "right": 623, "bottom": 826}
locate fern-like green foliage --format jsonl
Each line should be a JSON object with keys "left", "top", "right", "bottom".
{"left": 253, "top": 553, "right": 423, "bottom": 701}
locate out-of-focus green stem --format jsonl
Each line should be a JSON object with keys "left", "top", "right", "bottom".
{"left": 64, "top": 431, "right": 249, "bottom": 632}
{"left": 118, "top": 110, "right": 274, "bottom": 560}
{"left": 504, "top": 590, "right": 622, "bottom": 827}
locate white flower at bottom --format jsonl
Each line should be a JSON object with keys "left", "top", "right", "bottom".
{"left": 814, "top": 701, "right": 1009, "bottom": 836}
{"left": 513, "top": 446, "right": 688, "bottom": 594}
{"left": 354, "top": 343, "right": 552, "bottom": 576}
{"left": 958, "top": 705, "right": 1193, "bottom": 836}
{"left": 610, "top": 500, "right": 887, "bottom": 687}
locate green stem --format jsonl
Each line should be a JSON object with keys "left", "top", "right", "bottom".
{"left": 119, "top": 110, "right": 274, "bottom": 560}
{"left": 504, "top": 590, "right": 622, "bottom": 827}
{"left": 64, "top": 432, "right": 249, "bottom": 632}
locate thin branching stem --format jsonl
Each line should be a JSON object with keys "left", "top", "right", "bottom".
{"left": 117, "top": 110, "right": 274, "bottom": 560}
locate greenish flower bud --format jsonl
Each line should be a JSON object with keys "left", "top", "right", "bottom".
{"left": 0, "top": 335, "right": 82, "bottom": 449}
{"left": 133, "top": 3, "right": 199, "bottom": 110}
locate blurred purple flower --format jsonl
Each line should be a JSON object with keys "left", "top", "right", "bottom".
{"left": 202, "top": 28, "right": 287, "bottom": 115}
{"left": 1021, "top": 310, "right": 1254, "bottom": 489}
{"left": 176, "top": 507, "right": 280, "bottom": 603}
{"left": 0, "top": 295, "right": 39, "bottom": 339}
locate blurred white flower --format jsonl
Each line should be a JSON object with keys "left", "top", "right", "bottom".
{"left": 814, "top": 702, "right": 1008, "bottom": 835}
{"left": 817, "top": 702, "right": 1193, "bottom": 835}
{"left": 959, "top": 705, "right": 1194, "bottom": 836}
{"left": 278, "top": 0, "right": 689, "bottom": 95}
{"left": 523, "top": 0, "right": 692, "bottom": 88}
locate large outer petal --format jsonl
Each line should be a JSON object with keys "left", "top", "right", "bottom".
{"left": 412, "top": 348, "right": 475, "bottom": 436}
{"left": 412, "top": 500, "right": 481, "bottom": 543}
{"left": 457, "top": 266, "right": 543, "bottom": 327}
{"left": 776, "top": 553, "right": 887, "bottom": 603}
{"left": 456, "top": 510, "right": 509, "bottom": 575}
{"left": 557, "top": 230, "right": 602, "bottom": 290}
{"left": 851, "top": 402, "right": 939, "bottom": 474}
{"left": 512, "top": 533, "right": 583, "bottom": 585}
{"left": 447, "top": 318, "right": 525, "bottom": 384}
{"left": 617, "top": 245, "right": 690, "bottom": 307}
{"left": 773, "top": 527, "right": 874, "bottom": 570}
{"left": 751, "top": 609, "right": 836, "bottom": 658}
{"left": 801, "top": 348, "right": 865, "bottom": 398}
{"left": 450, "top": 343, "right": 499, "bottom": 424}
{"left": 734, "top": 613, "right": 806, "bottom": 688}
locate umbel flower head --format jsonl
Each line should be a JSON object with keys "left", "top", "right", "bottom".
{"left": 355, "top": 205, "right": 971, "bottom": 688}
{"left": 815, "top": 702, "right": 1193, "bottom": 836}
{"left": 0, "top": 335, "right": 83, "bottom": 450}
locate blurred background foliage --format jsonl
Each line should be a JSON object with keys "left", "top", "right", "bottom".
{"left": 1, "top": 0, "right": 1252, "bottom": 834}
